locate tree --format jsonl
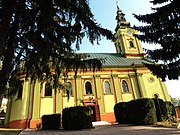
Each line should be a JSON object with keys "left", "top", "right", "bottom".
{"left": 0, "top": 0, "right": 113, "bottom": 96}
{"left": 133, "top": 0, "right": 180, "bottom": 81}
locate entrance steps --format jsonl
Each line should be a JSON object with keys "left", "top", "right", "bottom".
{"left": 92, "top": 121, "right": 111, "bottom": 126}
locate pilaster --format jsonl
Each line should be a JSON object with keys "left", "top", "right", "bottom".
{"left": 158, "top": 78, "right": 170, "bottom": 101}
{"left": 75, "top": 76, "right": 82, "bottom": 105}
{"left": 31, "top": 80, "right": 40, "bottom": 120}
{"left": 93, "top": 75, "right": 104, "bottom": 114}
{"left": 136, "top": 73, "right": 147, "bottom": 98}
{"left": 111, "top": 74, "right": 118, "bottom": 103}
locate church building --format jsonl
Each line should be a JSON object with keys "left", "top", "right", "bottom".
{"left": 4, "top": 7, "right": 170, "bottom": 129}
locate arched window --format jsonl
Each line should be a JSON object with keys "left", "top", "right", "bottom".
{"left": 104, "top": 81, "right": 111, "bottom": 94}
{"left": 85, "top": 81, "right": 92, "bottom": 95}
{"left": 129, "top": 41, "right": 134, "bottom": 48}
{"left": 122, "top": 80, "right": 129, "bottom": 93}
{"left": 44, "top": 83, "right": 52, "bottom": 96}
{"left": 66, "top": 82, "right": 73, "bottom": 96}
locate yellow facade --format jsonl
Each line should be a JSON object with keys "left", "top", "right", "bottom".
{"left": 4, "top": 66, "right": 171, "bottom": 129}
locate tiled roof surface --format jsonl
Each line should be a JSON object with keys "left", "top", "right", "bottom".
{"left": 83, "top": 53, "right": 153, "bottom": 67}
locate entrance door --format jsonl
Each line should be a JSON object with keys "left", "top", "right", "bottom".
{"left": 90, "top": 106, "right": 96, "bottom": 121}
{"left": 89, "top": 105, "right": 101, "bottom": 122}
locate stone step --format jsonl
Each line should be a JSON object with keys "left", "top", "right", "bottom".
{"left": 92, "top": 121, "right": 111, "bottom": 126}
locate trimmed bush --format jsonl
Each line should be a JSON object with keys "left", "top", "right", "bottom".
{"left": 166, "top": 101, "right": 176, "bottom": 116}
{"left": 127, "top": 98, "right": 157, "bottom": 125}
{"left": 42, "top": 114, "right": 61, "bottom": 130}
{"left": 165, "top": 101, "right": 176, "bottom": 120}
{"left": 62, "top": 106, "right": 92, "bottom": 130}
{"left": 114, "top": 99, "right": 175, "bottom": 125}
{"left": 153, "top": 98, "right": 167, "bottom": 121}
{"left": 114, "top": 102, "right": 129, "bottom": 124}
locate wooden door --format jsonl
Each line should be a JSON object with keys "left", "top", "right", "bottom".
{"left": 90, "top": 105, "right": 101, "bottom": 121}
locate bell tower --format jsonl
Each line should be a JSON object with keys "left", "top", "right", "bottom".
{"left": 114, "top": 6, "right": 145, "bottom": 58}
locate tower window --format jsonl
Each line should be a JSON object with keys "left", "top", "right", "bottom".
{"left": 122, "top": 80, "right": 129, "bottom": 93}
{"left": 44, "top": 83, "right": 52, "bottom": 96}
{"left": 85, "top": 81, "right": 93, "bottom": 95}
{"left": 129, "top": 41, "right": 134, "bottom": 48}
{"left": 104, "top": 81, "right": 111, "bottom": 94}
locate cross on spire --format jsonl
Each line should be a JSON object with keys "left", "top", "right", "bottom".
{"left": 115, "top": 5, "right": 130, "bottom": 31}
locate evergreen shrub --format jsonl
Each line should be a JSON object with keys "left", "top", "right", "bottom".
{"left": 153, "top": 98, "right": 167, "bottom": 121}
{"left": 165, "top": 101, "right": 176, "bottom": 120}
{"left": 127, "top": 98, "right": 157, "bottom": 125}
{"left": 165, "top": 101, "right": 176, "bottom": 116}
{"left": 42, "top": 114, "right": 61, "bottom": 130}
{"left": 114, "top": 102, "right": 129, "bottom": 124}
{"left": 62, "top": 106, "right": 92, "bottom": 130}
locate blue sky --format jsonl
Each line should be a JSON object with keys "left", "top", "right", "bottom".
{"left": 74, "top": 0, "right": 153, "bottom": 53}
{"left": 73, "top": 0, "right": 180, "bottom": 99}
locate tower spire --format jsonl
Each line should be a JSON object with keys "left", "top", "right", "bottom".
{"left": 115, "top": 5, "right": 130, "bottom": 31}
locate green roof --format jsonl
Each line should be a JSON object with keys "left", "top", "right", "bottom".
{"left": 83, "top": 53, "right": 153, "bottom": 67}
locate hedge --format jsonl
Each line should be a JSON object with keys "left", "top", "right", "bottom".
{"left": 153, "top": 98, "right": 167, "bottom": 121}
{"left": 62, "top": 106, "right": 92, "bottom": 130}
{"left": 165, "top": 101, "right": 176, "bottom": 120}
{"left": 127, "top": 98, "right": 157, "bottom": 125}
{"left": 114, "top": 98, "right": 157, "bottom": 125}
{"left": 114, "top": 102, "right": 129, "bottom": 124}
{"left": 42, "top": 114, "right": 61, "bottom": 130}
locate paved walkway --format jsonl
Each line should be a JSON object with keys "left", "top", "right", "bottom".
{"left": 19, "top": 125, "right": 180, "bottom": 135}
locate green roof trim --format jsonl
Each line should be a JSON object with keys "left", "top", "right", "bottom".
{"left": 83, "top": 53, "right": 154, "bottom": 67}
